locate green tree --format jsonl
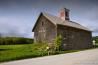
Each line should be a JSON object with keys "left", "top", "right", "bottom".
{"left": 54, "top": 35, "right": 62, "bottom": 51}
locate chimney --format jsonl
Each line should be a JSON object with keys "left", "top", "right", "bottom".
{"left": 59, "top": 8, "right": 70, "bottom": 21}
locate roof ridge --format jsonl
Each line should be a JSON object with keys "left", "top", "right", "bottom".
{"left": 42, "top": 12, "right": 91, "bottom": 31}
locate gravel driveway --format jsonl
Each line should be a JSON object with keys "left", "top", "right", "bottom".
{"left": 1, "top": 48, "right": 98, "bottom": 65}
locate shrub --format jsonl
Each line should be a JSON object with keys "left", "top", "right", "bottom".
{"left": 0, "top": 37, "right": 34, "bottom": 45}
{"left": 54, "top": 35, "right": 62, "bottom": 51}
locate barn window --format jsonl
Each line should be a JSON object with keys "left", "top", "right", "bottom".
{"left": 42, "top": 22, "right": 44, "bottom": 26}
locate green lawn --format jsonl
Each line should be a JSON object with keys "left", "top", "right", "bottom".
{"left": 0, "top": 43, "right": 96, "bottom": 63}
{"left": 0, "top": 44, "right": 48, "bottom": 63}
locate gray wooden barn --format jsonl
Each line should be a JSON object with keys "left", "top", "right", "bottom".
{"left": 32, "top": 8, "right": 93, "bottom": 50}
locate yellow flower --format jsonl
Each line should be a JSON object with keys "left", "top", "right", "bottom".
{"left": 46, "top": 46, "right": 49, "bottom": 50}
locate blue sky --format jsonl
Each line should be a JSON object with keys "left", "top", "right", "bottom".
{"left": 0, "top": 0, "right": 98, "bottom": 38}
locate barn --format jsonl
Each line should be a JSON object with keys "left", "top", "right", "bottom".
{"left": 32, "top": 8, "right": 93, "bottom": 50}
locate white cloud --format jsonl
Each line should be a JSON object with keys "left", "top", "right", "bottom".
{"left": 0, "top": 16, "right": 33, "bottom": 38}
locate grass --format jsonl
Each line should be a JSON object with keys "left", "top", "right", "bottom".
{"left": 0, "top": 43, "right": 80, "bottom": 63}
{"left": 0, "top": 43, "right": 98, "bottom": 63}
{"left": 0, "top": 43, "right": 48, "bottom": 63}
{"left": 95, "top": 44, "right": 98, "bottom": 48}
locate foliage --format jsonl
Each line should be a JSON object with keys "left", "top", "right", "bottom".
{"left": 0, "top": 43, "right": 48, "bottom": 63}
{"left": 92, "top": 36, "right": 98, "bottom": 44}
{"left": 92, "top": 36, "right": 98, "bottom": 48}
{"left": 54, "top": 35, "right": 62, "bottom": 51}
{"left": 0, "top": 42, "right": 82, "bottom": 63}
{"left": 0, "top": 37, "right": 33, "bottom": 45}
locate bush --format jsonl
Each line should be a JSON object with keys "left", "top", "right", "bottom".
{"left": 0, "top": 37, "right": 34, "bottom": 45}
{"left": 54, "top": 35, "right": 62, "bottom": 51}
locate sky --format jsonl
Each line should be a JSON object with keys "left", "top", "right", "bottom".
{"left": 0, "top": 0, "right": 98, "bottom": 38}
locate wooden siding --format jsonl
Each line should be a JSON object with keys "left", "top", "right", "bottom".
{"left": 57, "top": 25, "right": 92, "bottom": 50}
{"left": 34, "top": 15, "right": 56, "bottom": 43}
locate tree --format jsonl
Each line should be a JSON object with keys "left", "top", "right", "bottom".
{"left": 54, "top": 35, "right": 62, "bottom": 51}
{"left": 0, "top": 33, "right": 2, "bottom": 38}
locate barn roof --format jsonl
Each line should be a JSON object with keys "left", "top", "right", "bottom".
{"left": 32, "top": 12, "right": 91, "bottom": 31}
{"left": 42, "top": 12, "right": 91, "bottom": 31}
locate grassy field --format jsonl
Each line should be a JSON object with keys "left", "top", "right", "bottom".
{"left": 0, "top": 43, "right": 49, "bottom": 63}
{"left": 0, "top": 43, "right": 98, "bottom": 63}
{"left": 0, "top": 43, "right": 81, "bottom": 63}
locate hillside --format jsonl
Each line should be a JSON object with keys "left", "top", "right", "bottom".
{"left": 0, "top": 37, "right": 33, "bottom": 45}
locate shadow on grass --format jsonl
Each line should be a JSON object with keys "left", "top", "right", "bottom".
{"left": 0, "top": 49, "right": 11, "bottom": 51}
